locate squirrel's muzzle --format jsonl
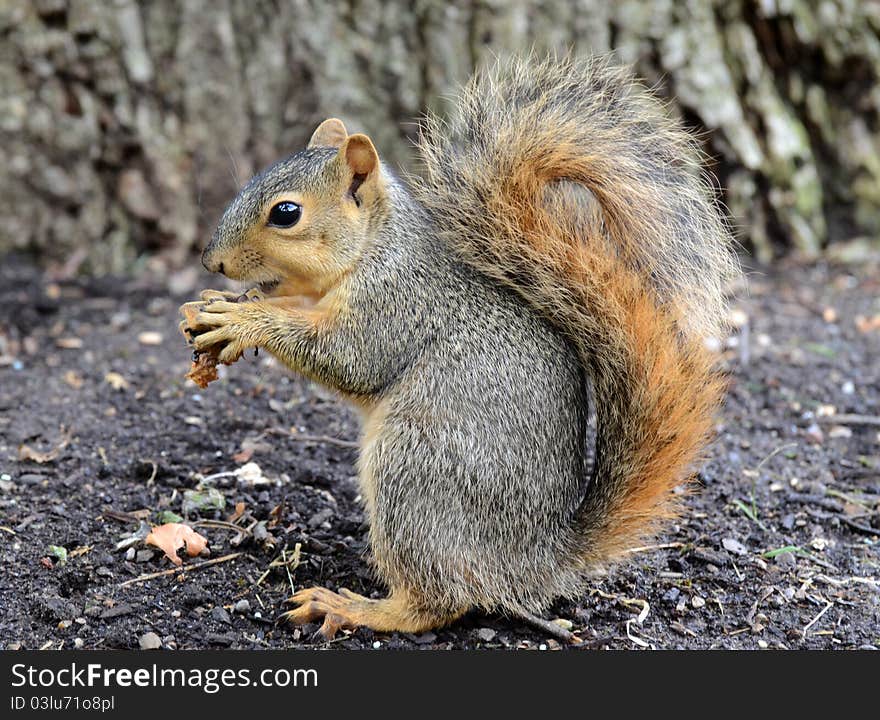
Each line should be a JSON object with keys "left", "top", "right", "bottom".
{"left": 201, "top": 247, "right": 224, "bottom": 275}
{"left": 201, "top": 238, "right": 227, "bottom": 275}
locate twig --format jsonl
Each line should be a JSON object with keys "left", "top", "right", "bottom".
{"left": 625, "top": 542, "right": 685, "bottom": 554}
{"left": 192, "top": 519, "right": 251, "bottom": 535}
{"left": 200, "top": 471, "right": 240, "bottom": 483}
{"left": 826, "top": 487, "right": 875, "bottom": 508}
{"left": 786, "top": 493, "right": 844, "bottom": 513}
{"left": 510, "top": 606, "right": 581, "bottom": 644}
{"left": 813, "top": 574, "right": 879, "bottom": 589}
{"left": 0, "top": 526, "right": 16, "bottom": 535}
{"left": 100, "top": 509, "right": 142, "bottom": 524}
{"left": 803, "top": 600, "right": 833, "bottom": 636}
{"left": 840, "top": 517, "right": 878, "bottom": 536}
{"left": 802, "top": 553, "right": 838, "bottom": 572}
{"left": 118, "top": 552, "right": 243, "bottom": 588}
{"left": 289, "top": 433, "right": 359, "bottom": 449}
{"left": 625, "top": 619, "right": 652, "bottom": 648}
{"left": 755, "top": 442, "right": 799, "bottom": 472}
{"left": 143, "top": 460, "right": 158, "bottom": 485}
{"left": 254, "top": 543, "right": 302, "bottom": 590}
{"left": 814, "top": 414, "right": 880, "bottom": 428}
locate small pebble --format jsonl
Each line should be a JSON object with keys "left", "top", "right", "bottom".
{"left": 210, "top": 606, "right": 232, "bottom": 625}
{"left": 775, "top": 551, "right": 797, "bottom": 570}
{"left": 73, "top": 638, "right": 84, "bottom": 649}
{"left": 18, "top": 473, "right": 45, "bottom": 485}
{"left": 721, "top": 538, "right": 748, "bottom": 555}
{"left": 124, "top": 547, "right": 136, "bottom": 561}
{"left": 539, "top": 643, "right": 547, "bottom": 651}
{"left": 137, "top": 331, "right": 163, "bottom": 346}
{"left": 139, "top": 632, "right": 161, "bottom": 650}
{"left": 841, "top": 381, "right": 855, "bottom": 395}
{"left": 691, "top": 596, "right": 706, "bottom": 609}
{"left": 233, "top": 599, "right": 251, "bottom": 614}
{"left": 372, "top": 641, "right": 381, "bottom": 649}
{"left": 804, "top": 423, "right": 824, "bottom": 444}
{"left": 476, "top": 628, "right": 497, "bottom": 642}
{"left": 757, "top": 639, "right": 768, "bottom": 649}
{"left": 308, "top": 508, "right": 333, "bottom": 528}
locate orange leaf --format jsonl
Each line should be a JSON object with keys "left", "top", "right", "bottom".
{"left": 145, "top": 523, "right": 208, "bottom": 566}
{"left": 226, "top": 502, "right": 246, "bottom": 523}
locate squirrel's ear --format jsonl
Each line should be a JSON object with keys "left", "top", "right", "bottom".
{"left": 308, "top": 118, "right": 348, "bottom": 149}
{"left": 341, "top": 134, "right": 379, "bottom": 178}
{"left": 338, "top": 134, "right": 380, "bottom": 205}
{"left": 339, "top": 133, "right": 379, "bottom": 178}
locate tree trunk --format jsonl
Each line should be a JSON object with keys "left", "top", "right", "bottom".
{"left": 1, "top": 0, "right": 877, "bottom": 272}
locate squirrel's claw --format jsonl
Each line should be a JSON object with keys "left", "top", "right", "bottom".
{"left": 282, "top": 586, "right": 369, "bottom": 640}
{"left": 199, "top": 288, "right": 241, "bottom": 303}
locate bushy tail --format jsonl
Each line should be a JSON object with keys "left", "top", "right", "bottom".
{"left": 411, "top": 55, "right": 736, "bottom": 564}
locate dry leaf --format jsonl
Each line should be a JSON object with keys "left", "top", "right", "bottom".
{"left": 104, "top": 372, "right": 130, "bottom": 391}
{"left": 227, "top": 502, "right": 246, "bottom": 523}
{"left": 19, "top": 444, "right": 59, "bottom": 463}
{"left": 18, "top": 429, "right": 71, "bottom": 464}
{"left": 145, "top": 523, "right": 208, "bottom": 566}
{"left": 855, "top": 315, "right": 880, "bottom": 333}
{"left": 231, "top": 447, "right": 254, "bottom": 464}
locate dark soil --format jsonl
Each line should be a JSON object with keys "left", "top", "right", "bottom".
{"left": 1, "top": 255, "right": 878, "bottom": 650}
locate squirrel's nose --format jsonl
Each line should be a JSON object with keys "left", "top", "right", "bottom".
{"left": 201, "top": 247, "right": 225, "bottom": 275}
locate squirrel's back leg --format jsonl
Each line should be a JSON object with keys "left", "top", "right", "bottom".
{"left": 282, "top": 586, "right": 466, "bottom": 639}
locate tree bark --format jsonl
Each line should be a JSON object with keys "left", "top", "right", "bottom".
{"left": 1, "top": 0, "right": 877, "bottom": 272}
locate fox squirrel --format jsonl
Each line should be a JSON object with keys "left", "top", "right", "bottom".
{"left": 180, "top": 56, "right": 738, "bottom": 640}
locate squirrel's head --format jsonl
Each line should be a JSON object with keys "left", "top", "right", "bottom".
{"left": 202, "top": 118, "right": 387, "bottom": 298}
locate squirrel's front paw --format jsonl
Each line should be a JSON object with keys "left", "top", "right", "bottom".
{"left": 190, "top": 300, "right": 258, "bottom": 365}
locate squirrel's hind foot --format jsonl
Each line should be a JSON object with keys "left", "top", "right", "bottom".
{"left": 281, "top": 586, "right": 464, "bottom": 640}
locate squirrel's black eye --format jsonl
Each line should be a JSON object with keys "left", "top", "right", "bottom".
{"left": 267, "top": 201, "right": 302, "bottom": 228}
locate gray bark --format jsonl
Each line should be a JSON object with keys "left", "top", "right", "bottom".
{"left": 1, "top": 0, "right": 878, "bottom": 272}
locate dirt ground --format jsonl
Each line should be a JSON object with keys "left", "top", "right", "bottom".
{"left": 0, "top": 255, "right": 878, "bottom": 650}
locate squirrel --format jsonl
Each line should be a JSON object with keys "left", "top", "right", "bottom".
{"left": 180, "top": 55, "right": 738, "bottom": 640}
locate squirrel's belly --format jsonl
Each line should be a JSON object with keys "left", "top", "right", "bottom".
{"left": 349, "top": 329, "right": 590, "bottom": 610}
